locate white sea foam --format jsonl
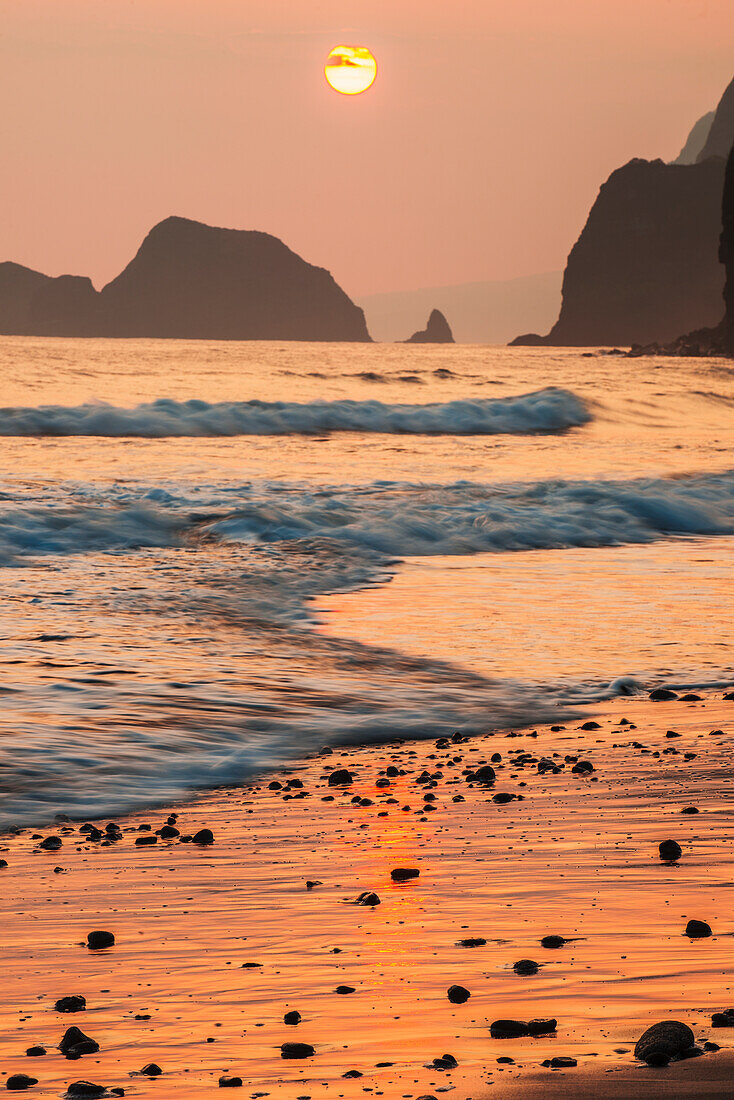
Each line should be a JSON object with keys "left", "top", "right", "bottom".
{"left": 0, "top": 387, "right": 590, "bottom": 437}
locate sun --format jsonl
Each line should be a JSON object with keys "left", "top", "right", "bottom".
{"left": 325, "top": 45, "right": 377, "bottom": 96}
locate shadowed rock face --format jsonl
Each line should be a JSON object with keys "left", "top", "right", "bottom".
{"left": 511, "top": 157, "right": 726, "bottom": 347}
{"left": 698, "top": 77, "right": 734, "bottom": 162}
{"left": 722, "top": 144, "right": 734, "bottom": 355}
{"left": 0, "top": 217, "right": 371, "bottom": 342}
{"left": 405, "top": 308, "right": 455, "bottom": 344}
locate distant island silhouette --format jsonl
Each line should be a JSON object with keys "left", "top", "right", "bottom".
{"left": 404, "top": 308, "right": 455, "bottom": 344}
{"left": 512, "top": 75, "right": 734, "bottom": 348}
{"left": 0, "top": 217, "right": 371, "bottom": 342}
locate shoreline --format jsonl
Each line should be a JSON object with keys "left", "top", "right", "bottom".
{"left": 2, "top": 694, "right": 734, "bottom": 1097}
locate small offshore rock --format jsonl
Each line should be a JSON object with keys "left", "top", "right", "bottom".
{"left": 56, "top": 995, "right": 87, "bottom": 1013}
{"left": 281, "top": 1042, "right": 315, "bottom": 1059}
{"left": 634, "top": 1020, "right": 695, "bottom": 1065}
{"left": 685, "top": 919, "right": 712, "bottom": 938}
{"left": 447, "top": 985, "right": 471, "bottom": 1004}
{"left": 86, "top": 930, "right": 114, "bottom": 950}
{"left": 659, "top": 840, "right": 682, "bottom": 861}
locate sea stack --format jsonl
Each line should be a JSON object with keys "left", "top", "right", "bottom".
{"left": 405, "top": 308, "right": 455, "bottom": 344}
{"left": 0, "top": 217, "right": 372, "bottom": 342}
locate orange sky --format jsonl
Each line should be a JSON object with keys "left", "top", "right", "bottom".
{"left": 1, "top": 0, "right": 733, "bottom": 296}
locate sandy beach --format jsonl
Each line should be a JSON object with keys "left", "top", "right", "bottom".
{"left": 2, "top": 694, "right": 733, "bottom": 1097}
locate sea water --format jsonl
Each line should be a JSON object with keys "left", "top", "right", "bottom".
{"left": 1, "top": 337, "right": 733, "bottom": 824}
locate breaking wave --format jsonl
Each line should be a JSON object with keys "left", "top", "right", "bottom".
{"left": 0, "top": 387, "right": 590, "bottom": 437}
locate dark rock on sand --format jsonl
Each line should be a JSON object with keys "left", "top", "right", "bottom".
{"left": 218, "top": 1077, "right": 243, "bottom": 1088}
{"left": 158, "top": 825, "right": 180, "bottom": 839}
{"left": 39, "top": 835, "right": 63, "bottom": 850}
{"left": 405, "top": 309, "right": 455, "bottom": 344}
{"left": 335, "top": 985, "right": 355, "bottom": 995}
{"left": 658, "top": 840, "right": 682, "bottom": 861}
{"left": 390, "top": 868, "right": 420, "bottom": 882}
{"left": 328, "top": 769, "right": 353, "bottom": 786}
{"left": 140, "top": 1064, "right": 162, "bottom": 1076}
{"left": 513, "top": 959, "right": 540, "bottom": 975}
{"left": 284, "top": 1010, "right": 301, "bottom": 1025}
{"left": 634, "top": 1020, "right": 695, "bottom": 1065}
{"left": 711, "top": 1010, "right": 734, "bottom": 1027}
{"left": 545, "top": 1057, "right": 578, "bottom": 1068}
{"left": 541, "top": 935, "right": 568, "bottom": 949}
{"left": 432, "top": 1054, "right": 458, "bottom": 1070}
{"left": 458, "top": 938, "right": 487, "bottom": 948}
{"left": 571, "top": 761, "right": 594, "bottom": 775}
{"left": 447, "top": 985, "right": 471, "bottom": 1004}
{"left": 685, "top": 919, "right": 712, "bottom": 938}
{"left": 135, "top": 835, "right": 157, "bottom": 846}
{"left": 59, "top": 1026, "right": 100, "bottom": 1058}
{"left": 25, "top": 1048, "right": 46, "bottom": 1057}
{"left": 280, "top": 1042, "right": 315, "bottom": 1059}
{"left": 649, "top": 688, "right": 678, "bottom": 701}
{"left": 469, "top": 765, "right": 496, "bottom": 785}
{"left": 490, "top": 1020, "right": 529, "bottom": 1038}
{"left": 87, "top": 930, "right": 115, "bottom": 950}
{"left": 354, "top": 891, "right": 380, "bottom": 906}
{"left": 56, "top": 995, "right": 87, "bottom": 1013}
{"left": 6, "top": 1076, "right": 39, "bottom": 1092}
{"left": 0, "top": 859, "right": 7, "bottom": 868}
{"left": 192, "top": 829, "right": 214, "bottom": 846}
{"left": 65, "top": 1086, "right": 109, "bottom": 1099}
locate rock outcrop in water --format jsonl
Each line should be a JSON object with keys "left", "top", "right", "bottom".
{"left": 511, "top": 75, "right": 734, "bottom": 348}
{"left": 0, "top": 217, "right": 371, "bottom": 342}
{"left": 405, "top": 309, "right": 455, "bottom": 344}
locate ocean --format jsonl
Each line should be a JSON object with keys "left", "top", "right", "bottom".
{"left": 1, "top": 337, "right": 733, "bottom": 826}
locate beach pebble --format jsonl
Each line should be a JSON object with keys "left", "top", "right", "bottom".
{"left": 39, "top": 836, "right": 62, "bottom": 850}
{"left": 458, "top": 938, "right": 487, "bottom": 948}
{"left": 55, "top": 996, "right": 87, "bottom": 1013}
{"left": 192, "top": 829, "right": 214, "bottom": 846}
{"left": 6, "top": 1076, "right": 39, "bottom": 1092}
{"left": 711, "top": 1010, "right": 734, "bottom": 1027}
{"left": 390, "top": 867, "right": 419, "bottom": 882}
{"left": 218, "top": 1077, "right": 243, "bottom": 1088}
{"left": 634, "top": 1020, "right": 694, "bottom": 1065}
{"left": 490, "top": 1020, "right": 529, "bottom": 1038}
{"left": 541, "top": 935, "right": 567, "bottom": 948}
{"left": 431, "top": 1054, "right": 458, "bottom": 1070}
{"left": 280, "top": 1043, "right": 314, "bottom": 1059}
{"left": 65, "top": 1086, "right": 110, "bottom": 1099}
{"left": 685, "top": 919, "right": 712, "bottom": 938}
{"left": 158, "top": 825, "right": 179, "bottom": 839}
{"left": 140, "top": 1064, "right": 162, "bottom": 1077}
{"left": 513, "top": 959, "right": 540, "bottom": 975}
{"left": 649, "top": 688, "right": 678, "bottom": 701}
{"left": 0, "top": 859, "right": 7, "bottom": 869}
{"left": 335, "top": 985, "right": 355, "bottom": 994}
{"left": 135, "top": 835, "right": 157, "bottom": 846}
{"left": 571, "top": 761, "right": 594, "bottom": 775}
{"left": 25, "top": 1048, "right": 46, "bottom": 1057}
{"left": 527, "top": 1019, "right": 557, "bottom": 1035}
{"left": 354, "top": 891, "right": 380, "bottom": 906}
{"left": 658, "top": 840, "right": 682, "bottom": 861}
{"left": 58, "top": 1026, "right": 99, "bottom": 1058}
{"left": 327, "top": 770, "right": 353, "bottom": 787}
{"left": 284, "top": 1010, "right": 301, "bottom": 1025}
{"left": 544, "top": 1057, "right": 577, "bottom": 1068}
{"left": 447, "top": 985, "right": 471, "bottom": 1004}
{"left": 305, "top": 880, "right": 322, "bottom": 889}
{"left": 86, "top": 930, "right": 114, "bottom": 950}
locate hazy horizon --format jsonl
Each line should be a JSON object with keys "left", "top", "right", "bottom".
{"left": 2, "top": 0, "right": 733, "bottom": 298}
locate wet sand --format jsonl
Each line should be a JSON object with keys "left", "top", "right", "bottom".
{"left": 2, "top": 696, "right": 734, "bottom": 1097}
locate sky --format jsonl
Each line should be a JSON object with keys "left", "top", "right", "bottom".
{"left": 1, "top": 0, "right": 733, "bottom": 297}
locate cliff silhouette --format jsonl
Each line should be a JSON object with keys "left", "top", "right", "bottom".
{"left": 0, "top": 217, "right": 371, "bottom": 342}
{"left": 512, "top": 76, "right": 734, "bottom": 348}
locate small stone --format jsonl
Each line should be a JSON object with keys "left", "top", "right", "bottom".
{"left": 218, "top": 1077, "right": 243, "bottom": 1088}
{"left": 39, "top": 836, "right": 62, "bottom": 850}
{"left": 634, "top": 1020, "right": 695, "bottom": 1065}
{"left": 541, "top": 935, "right": 567, "bottom": 949}
{"left": 571, "top": 761, "right": 594, "bottom": 775}
{"left": 65, "top": 1086, "right": 109, "bottom": 1099}
{"left": 25, "top": 1048, "right": 46, "bottom": 1058}
{"left": 55, "top": 995, "right": 86, "bottom": 1013}
{"left": 649, "top": 688, "right": 678, "bottom": 701}
{"left": 58, "top": 1026, "right": 100, "bottom": 1058}
{"left": 490, "top": 1020, "right": 529, "bottom": 1038}
{"left": 335, "top": 985, "right": 355, "bottom": 994}
{"left": 390, "top": 868, "right": 420, "bottom": 882}
{"left": 457, "top": 938, "right": 486, "bottom": 948}
{"left": 6, "top": 1076, "right": 39, "bottom": 1092}
{"left": 513, "top": 959, "right": 539, "bottom": 975}
{"left": 354, "top": 891, "right": 380, "bottom": 906}
{"left": 135, "top": 835, "right": 157, "bottom": 846}
{"left": 281, "top": 1043, "right": 315, "bottom": 1059}
{"left": 527, "top": 1019, "right": 557, "bottom": 1034}
{"left": 659, "top": 840, "right": 682, "bottom": 861}
{"left": 685, "top": 919, "right": 712, "bottom": 938}
{"left": 158, "top": 825, "right": 179, "bottom": 839}
{"left": 140, "top": 1064, "right": 162, "bottom": 1077}
{"left": 87, "top": 930, "right": 114, "bottom": 950}
{"left": 192, "top": 829, "right": 214, "bottom": 846}
{"left": 447, "top": 985, "right": 470, "bottom": 1004}
{"left": 548, "top": 1057, "right": 577, "bottom": 1068}
{"left": 327, "top": 770, "right": 353, "bottom": 787}
{"left": 711, "top": 1010, "right": 734, "bottom": 1027}
{"left": 284, "top": 1010, "right": 301, "bottom": 1025}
